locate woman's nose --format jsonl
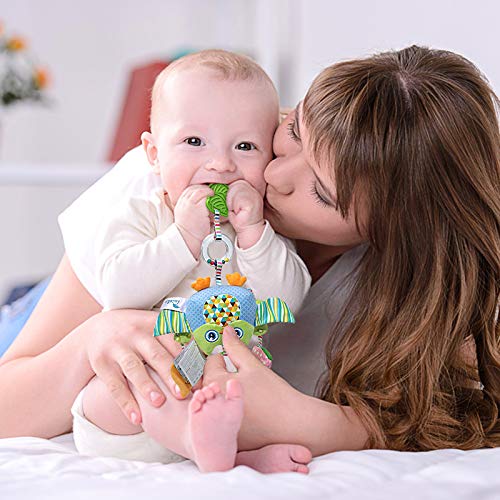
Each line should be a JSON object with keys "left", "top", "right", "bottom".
{"left": 264, "top": 157, "right": 293, "bottom": 195}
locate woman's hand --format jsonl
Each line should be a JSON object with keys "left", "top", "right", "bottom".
{"left": 203, "top": 326, "right": 300, "bottom": 450}
{"left": 84, "top": 309, "right": 184, "bottom": 425}
{"left": 204, "top": 326, "right": 369, "bottom": 455}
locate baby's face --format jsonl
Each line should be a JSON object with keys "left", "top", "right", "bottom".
{"left": 144, "top": 68, "right": 279, "bottom": 206}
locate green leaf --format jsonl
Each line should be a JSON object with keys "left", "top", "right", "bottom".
{"left": 206, "top": 183, "right": 229, "bottom": 216}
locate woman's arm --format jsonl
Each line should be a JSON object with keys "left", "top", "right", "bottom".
{"left": 0, "top": 255, "right": 181, "bottom": 439}
{"left": 0, "top": 255, "right": 101, "bottom": 438}
{"left": 204, "top": 327, "right": 369, "bottom": 456}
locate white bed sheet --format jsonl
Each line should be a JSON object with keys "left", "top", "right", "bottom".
{"left": 0, "top": 434, "right": 498, "bottom": 500}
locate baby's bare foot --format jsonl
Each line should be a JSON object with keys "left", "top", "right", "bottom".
{"left": 188, "top": 380, "right": 243, "bottom": 473}
{"left": 235, "top": 444, "right": 312, "bottom": 474}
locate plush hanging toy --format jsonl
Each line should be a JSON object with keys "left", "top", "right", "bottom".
{"left": 153, "top": 184, "right": 295, "bottom": 397}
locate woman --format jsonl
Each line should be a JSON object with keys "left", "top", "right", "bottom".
{"left": 0, "top": 45, "right": 498, "bottom": 453}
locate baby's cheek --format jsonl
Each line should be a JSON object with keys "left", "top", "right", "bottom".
{"left": 244, "top": 164, "right": 268, "bottom": 197}
{"left": 163, "top": 177, "right": 189, "bottom": 206}
{"left": 161, "top": 154, "right": 196, "bottom": 200}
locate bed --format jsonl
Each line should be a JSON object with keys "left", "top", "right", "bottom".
{"left": 1, "top": 172, "right": 498, "bottom": 499}
{"left": 0, "top": 434, "right": 498, "bottom": 499}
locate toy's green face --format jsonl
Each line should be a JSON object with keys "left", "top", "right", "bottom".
{"left": 230, "top": 320, "right": 254, "bottom": 345}
{"left": 193, "top": 320, "right": 254, "bottom": 355}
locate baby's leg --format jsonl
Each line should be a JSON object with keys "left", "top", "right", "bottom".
{"left": 137, "top": 369, "right": 312, "bottom": 473}
{"left": 135, "top": 368, "right": 244, "bottom": 472}
{"left": 83, "top": 370, "right": 312, "bottom": 473}
{"left": 82, "top": 372, "right": 194, "bottom": 458}
{"left": 82, "top": 376, "right": 142, "bottom": 435}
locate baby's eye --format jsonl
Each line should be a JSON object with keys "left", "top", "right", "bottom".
{"left": 236, "top": 142, "right": 256, "bottom": 151}
{"left": 185, "top": 137, "right": 204, "bottom": 147}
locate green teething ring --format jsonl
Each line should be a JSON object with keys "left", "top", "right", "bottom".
{"left": 206, "top": 183, "right": 229, "bottom": 217}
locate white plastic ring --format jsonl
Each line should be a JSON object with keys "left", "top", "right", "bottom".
{"left": 201, "top": 233, "right": 233, "bottom": 264}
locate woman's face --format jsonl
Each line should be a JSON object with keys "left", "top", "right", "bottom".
{"left": 264, "top": 105, "right": 366, "bottom": 247}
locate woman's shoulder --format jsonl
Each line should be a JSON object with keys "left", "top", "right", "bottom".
{"left": 319, "top": 244, "right": 367, "bottom": 290}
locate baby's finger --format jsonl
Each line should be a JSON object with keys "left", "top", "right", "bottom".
{"left": 227, "top": 181, "right": 255, "bottom": 208}
{"left": 189, "top": 185, "right": 214, "bottom": 205}
{"left": 117, "top": 350, "right": 167, "bottom": 407}
{"left": 181, "top": 183, "right": 212, "bottom": 197}
{"left": 97, "top": 363, "right": 142, "bottom": 425}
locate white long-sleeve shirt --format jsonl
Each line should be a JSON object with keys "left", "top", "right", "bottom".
{"left": 94, "top": 186, "right": 311, "bottom": 313}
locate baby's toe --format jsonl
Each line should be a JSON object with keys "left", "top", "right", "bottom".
{"left": 225, "top": 379, "right": 243, "bottom": 400}
{"left": 290, "top": 445, "right": 312, "bottom": 465}
{"left": 208, "top": 382, "right": 221, "bottom": 395}
{"left": 193, "top": 389, "right": 207, "bottom": 404}
{"left": 201, "top": 386, "right": 216, "bottom": 400}
{"left": 189, "top": 398, "right": 202, "bottom": 413}
{"left": 294, "top": 463, "right": 309, "bottom": 474}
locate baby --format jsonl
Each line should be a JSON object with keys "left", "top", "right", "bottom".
{"left": 71, "top": 50, "right": 312, "bottom": 473}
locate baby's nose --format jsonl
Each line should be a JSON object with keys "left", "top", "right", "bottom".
{"left": 205, "top": 157, "right": 236, "bottom": 172}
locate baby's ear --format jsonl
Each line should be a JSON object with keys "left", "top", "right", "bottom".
{"left": 141, "top": 131, "right": 159, "bottom": 173}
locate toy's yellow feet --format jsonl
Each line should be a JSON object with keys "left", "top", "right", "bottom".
{"left": 226, "top": 272, "right": 247, "bottom": 287}
{"left": 192, "top": 277, "right": 211, "bottom": 291}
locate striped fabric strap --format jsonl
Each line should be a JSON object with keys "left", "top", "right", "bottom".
{"left": 255, "top": 297, "right": 295, "bottom": 326}
{"left": 154, "top": 309, "right": 191, "bottom": 336}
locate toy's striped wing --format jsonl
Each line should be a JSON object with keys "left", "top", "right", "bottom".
{"left": 255, "top": 298, "right": 295, "bottom": 327}
{"left": 154, "top": 309, "right": 191, "bottom": 337}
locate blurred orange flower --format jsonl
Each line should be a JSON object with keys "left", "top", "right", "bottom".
{"left": 6, "top": 36, "right": 26, "bottom": 51}
{"left": 33, "top": 68, "right": 49, "bottom": 89}
{"left": 1, "top": 21, "right": 49, "bottom": 107}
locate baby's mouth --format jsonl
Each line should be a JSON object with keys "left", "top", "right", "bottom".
{"left": 201, "top": 181, "right": 228, "bottom": 186}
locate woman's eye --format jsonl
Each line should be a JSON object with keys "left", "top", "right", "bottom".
{"left": 236, "top": 142, "right": 256, "bottom": 151}
{"left": 287, "top": 119, "right": 300, "bottom": 143}
{"left": 205, "top": 330, "right": 220, "bottom": 342}
{"left": 185, "top": 137, "right": 204, "bottom": 147}
{"left": 310, "top": 182, "right": 331, "bottom": 208}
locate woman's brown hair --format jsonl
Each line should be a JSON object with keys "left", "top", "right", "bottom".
{"left": 304, "top": 45, "right": 500, "bottom": 450}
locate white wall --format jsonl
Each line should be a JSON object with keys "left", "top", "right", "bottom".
{"left": 0, "top": 0, "right": 498, "bottom": 300}
{"left": 1, "top": 0, "right": 259, "bottom": 163}
{"left": 293, "top": 0, "right": 500, "bottom": 101}
{"left": 3, "top": 0, "right": 498, "bottom": 163}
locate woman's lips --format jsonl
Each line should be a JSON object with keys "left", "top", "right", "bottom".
{"left": 264, "top": 190, "right": 278, "bottom": 214}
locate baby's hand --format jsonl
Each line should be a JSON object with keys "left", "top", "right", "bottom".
{"left": 227, "top": 180, "right": 265, "bottom": 250}
{"left": 174, "top": 184, "right": 213, "bottom": 258}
